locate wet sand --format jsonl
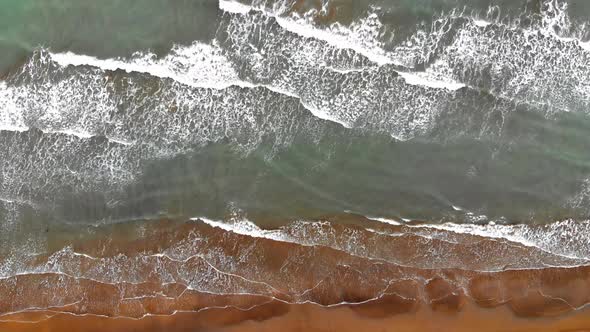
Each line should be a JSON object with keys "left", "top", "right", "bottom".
{"left": 1, "top": 217, "right": 590, "bottom": 331}
{"left": 2, "top": 299, "right": 590, "bottom": 332}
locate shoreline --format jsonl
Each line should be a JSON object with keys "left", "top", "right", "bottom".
{"left": 1, "top": 218, "right": 590, "bottom": 331}
{"left": 2, "top": 299, "right": 590, "bottom": 332}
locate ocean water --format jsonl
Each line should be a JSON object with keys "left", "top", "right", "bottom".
{"left": 1, "top": 0, "right": 590, "bottom": 331}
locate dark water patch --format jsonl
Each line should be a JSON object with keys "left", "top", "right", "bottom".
{"left": 0, "top": 42, "right": 30, "bottom": 80}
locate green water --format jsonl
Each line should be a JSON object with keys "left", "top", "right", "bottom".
{"left": 0, "top": 0, "right": 219, "bottom": 74}
{"left": 1, "top": 0, "right": 590, "bottom": 255}
{"left": 5, "top": 108, "right": 588, "bottom": 233}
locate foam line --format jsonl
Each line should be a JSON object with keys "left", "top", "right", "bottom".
{"left": 410, "top": 220, "right": 590, "bottom": 261}
{"left": 218, "top": 0, "right": 251, "bottom": 14}
{"left": 218, "top": 0, "right": 393, "bottom": 66}
{"left": 217, "top": 1, "right": 471, "bottom": 91}
{"left": 397, "top": 71, "right": 466, "bottom": 91}
{"left": 47, "top": 49, "right": 352, "bottom": 128}
{"left": 50, "top": 44, "right": 250, "bottom": 90}
{"left": 191, "top": 217, "right": 285, "bottom": 241}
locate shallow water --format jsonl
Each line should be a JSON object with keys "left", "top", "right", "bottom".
{"left": 1, "top": 0, "right": 590, "bottom": 331}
